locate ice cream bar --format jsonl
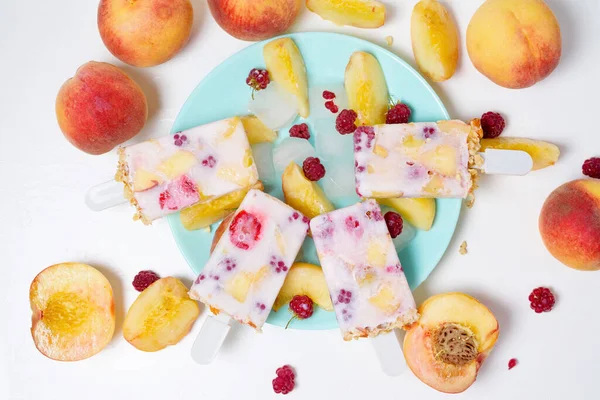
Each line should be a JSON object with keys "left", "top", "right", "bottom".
{"left": 354, "top": 119, "right": 482, "bottom": 201}
{"left": 116, "top": 117, "right": 259, "bottom": 224}
{"left": 189, "top": 189, "right": 309, "bottom": 330}
{"left": 310, "top": 200, "right": 419, "bottom": 341}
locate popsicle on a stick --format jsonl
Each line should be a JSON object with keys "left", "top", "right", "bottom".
{"left": 115, "top": 117, "right": 259, "bottom": 224}
{"left": 310, "top": 200, "right": 419, "bottom": 341}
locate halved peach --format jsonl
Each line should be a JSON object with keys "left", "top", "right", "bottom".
{"left": 241, "top": 115, "right": 278, "bottom": 144}
{"left": 30, "top": 263, "right": 115, "bottom": 361}
{"left": 306, "top": 0, "right": 386, "bottom": 28}
{"left": 263, "top": 38, "right": 310, "bottom": 118}
{"left": 404, "top": 293, "right": 499, "bottom": 394}
{"left": 480, "top": 137, "right": 560, "bottom": 171}
{"left": 180, "top": 181, "right": 264, "bottom": 230}
{"left": 282, "top": 162, "right": 334, "bottom": 219}
{"left": 378, "top": 197, "right": 436, "bottom": 230}
{"left": 273, "top": 262, "right": 334, "bottom": 311}
{"left": 345, "top": 51, "right": 389, "bottom": 125}
{"left": 123, "top": 277, "right": 200, "bottom": 352}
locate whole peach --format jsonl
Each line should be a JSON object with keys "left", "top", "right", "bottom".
{"left": 98, "top": 0, "right": 193, "bottom": 67}
{"left": 56, "top": 62, "right": 148, "bottom": 155}
{"left": 539, "top": 179, "right": 600, "bottom": 271}
{"left": 467, "top": 0, "right": 561, "bottom": 89}
{"left": 208, "top": 0, "right": 301, "bottom": 41}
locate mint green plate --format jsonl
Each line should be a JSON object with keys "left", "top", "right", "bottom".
{"left": 167, "top": 32, "right": 460, "bottom": 330}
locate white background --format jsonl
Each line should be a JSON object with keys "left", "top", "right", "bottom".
{"left": 1, "top": 1, "right": 599, "bottom": 399}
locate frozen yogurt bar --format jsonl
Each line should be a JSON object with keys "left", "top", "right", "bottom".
{"left": 189, "top": 189, "right": 309, "bottom": 330}
{"left": 310, "top": 200, "right": 419, "bottom": 340}
{"left": 116, "top": 117, "right": 259, "bottom": 224}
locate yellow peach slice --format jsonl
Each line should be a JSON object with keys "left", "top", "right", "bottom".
{"left": 378, "top": 197, "right": 436, "bottom": 231}
{"left": 345, "top": 51, "right": 389, "bottom": 125}
{"left": 306, "top": 0, "right": 386, "bottom": 28}
{"left": 368, "top": 285, "right": 399, "bottom": 314}
{"left": 133, "top": 169, "right": 163, "bottom": 192}
{"left": 404, "top": 293, "right": 499, "bottom": 394}
{"left": 273, "top": 262, "right": 334, "bottom": 311}
{"left": 180, "top": 181, "right": 263, "bottom": 231}
{"left": 263, "top": 38, "right": 309, "bottom": 118}
{"left": 225, "top": 266, "right": 269, "bottom": 303}
{"left": 480, "top": 137, "right": 559, "bottom": 171}
{"left": 157, "top": 151, "right": 197, "bottom": 179}
{"left": 282, "top": 162, "right": 334, "bottom": 219}
{"left": 30, "top": 263, "right": 115, "bottom": 361}
{"left": 411, "top": 0, "right": 459, "bottom": 82}
{"left": 123, "top": 277, "right": 200, "bottom": 352}
{"left": 241, "top": 115, "right": 278, "bottom": 144}
{"left": 421, "top": 145, "right": 459, "bottom": 176}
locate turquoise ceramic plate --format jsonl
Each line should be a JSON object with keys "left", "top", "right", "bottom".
{"left": 168, "top": 32, "right": 460, "bottom": 330}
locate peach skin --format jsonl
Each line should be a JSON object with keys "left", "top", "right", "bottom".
{"left": 98, "top": 0, "right": 193, "bottom": 67}
{"left": 467, "top": 0, "right": 561, "bottom": 89}
{"left": 55, "top": 62, "right": 148, "bottom": 155}
{"left": 539, "top": 179, "right": 600, "bottom": 271}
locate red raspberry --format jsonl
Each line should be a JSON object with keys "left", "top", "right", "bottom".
{"left": 246, "top": 68, "right": 270, "bottom": 98}
{"left": 229, "top": 210, "right": 263, "bottom": 250}
{"left": 384, "top": 211, "right": 403, "bottom": 238}
{"left": 322, "top": 90, "right": 336, "bottom": 100}
{"left": 386, "top": 103, "right": 411, "bottom": 124}
{"left": 276, "top": 365, "right": 295, "bottom": 380}
{"left": 272, "top": 375, "right": 295, "bottom": 395}
{"left": 302, "top": 157, "right": 326, "bottom": 181}
{"left": 528, "top": 287, "right": 555, "bottom": 313}
{"left": 132, "top": 270, "right": 160, "bottom": 292}
{"left": 508, "top": 358, "right": 518, "bottom": 370}
{"left": 289, "top": 295, "right": 314, "bottom": 319}
{"left": 336, "top": 109, "right": 358, "bottom": 134}
{"left": 325, "top": 100, "right": 338, "bottom": 113}
{"left": 582, "top": 157, "right": 600, "bottom": 178}
{"left": 480, "top": 112, "right": 506, "bottom": 138}
{"left": 289, "top": 123, "right": 310, "bottom": 140}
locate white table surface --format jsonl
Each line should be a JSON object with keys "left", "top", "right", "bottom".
{"left": 2, "top": 1, "right": 599, "bottom": 399}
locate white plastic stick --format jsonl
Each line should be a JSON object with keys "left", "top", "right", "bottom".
{"left": 370, "top": 330, "right": 407, "bottom": 376}
{"left": 478, "top": 149, "right": 533, "bottom": 176}
{"left": 85, "top": 180, "right": 127, "bottom": 211}
{"left": 190, "top": 314, "right": 232, "bottom": 364}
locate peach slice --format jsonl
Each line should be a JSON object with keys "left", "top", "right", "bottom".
{"left": 157, "top": 151, "right": 198, "bottom": 179}
{"left": 241, "top": 115, "right": 278, "bottom": 144}
{"left": 225, "top": 267, "right": 269, "bottom": 303}
{"left": 378, "top": 198, "right": 436, "bottom": 230}
{"left": 273, "top": 262, "right": 334, "bottom": 311}
{"left": 29, "top": 263, "right": 115, "bottom": 361}
{"left": 421, "top": 145, "right": 459, "bottom": 177}
{"left": 180, "top": 181, "right": 264, "bottom": 230}
{"left": 345, "top": 51, "right": 389, "bottom": 125}
{"left": 404, "top": 293, "right": 499, "bottom": 394}
{"left": 263, "top": 38, "right": 310, "bottom": 118}
{"left": 411, "top": 0, "right": 459, "bottom": 82}
{"left": 123, "top": 277, "right": 200, "bottom": 352}
{"left": 282, "top": 162, "right": 334, "bottom": 219}
{"left": 306, "top": 0, "right": 386, "bottom": 28}
{"left": 480, "top": 137, "right": 560, "bottom": 171}
{"left": 133, "top": 169, "right": 164, "bottom": 192}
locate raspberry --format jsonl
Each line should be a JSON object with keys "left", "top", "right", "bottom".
{"left": 325, "top": 100, "right": 339, "bottom": 113}
{"left": 582, "top": 157, "right": 600, "bottom": 179}
{"left": 508, "top": 358, "right": 518, "bottom": 370}
{"left": 272, "top": 375, "right": 295, "bottom": 395}
{"left": 480, "top": 112, "right": 505, "bottom": 138}
{"left": 337, "top": 289, "right": 352, "bottom": 304}
{"left": 336, "top": 109, "right": 358, "bottom": 134}
{"left": 246, "top": 68, "right": 270, "bottom": 98}
{"left": 384, "top": 211, "right": 403, "bottom": 238}
{"left": 132, "top": 270, "right": 160, "bottom": 292}
{"left": 289, "top": 295, "right": 314, "bottom": 319}
{"left": 322, "top": 90, "right": 336, "bottom": 100}
{"left": 528, "top": 287, "right": 555, "bottom": 313}
{"left": 276, "top": 365, "right": 295, "bottom": 380}
{"left": 289, "top": 123, "right": 310, "bottom": 140}
{"left": 173, "top": 133, "right": 188, "bottom": 146}
{"left": 201, "top": 156, "right": 217, "bottom": 168}
{"left": 386, "top": 103, "right": 411, "bottom": 124}
{"left": 229, "top": 210, "right": 263, "bottom": 250}
{"left": 269, "top": 255, "right": 289, "bottom": 273}
{"left": 302, "top": 157, "right": 326, "bottom": 181}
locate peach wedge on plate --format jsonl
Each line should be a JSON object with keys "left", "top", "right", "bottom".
{"left": 404, "top": 293, "right": 499, "bottom": 393}
{"left": 378, "top": 197, "right": 436, "bottom": 231}
{"left": 282, "top": 162, "right": 334, "bottom": 220}
{"left": 306, "top": 0, "right": 386, "bottom": 29}
{"left": 345, "top": 51, "right": 389, "bottom": 125}
{"left": 480, "top": 137, "right": 560, "bottom": 171}
{"left": 30, "top": 263, "right": 115, "bottom": 361}
{"left": 241, "top": 115, "right": 278, "bottom": 144}
{"left": 123, "top": 277, "right": 200, "bottom": 352}
{"left": 273, "top": 262, "right": 334, "bottom": 311}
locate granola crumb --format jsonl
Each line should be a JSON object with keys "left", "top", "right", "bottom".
{"left": 201, "top": 226, "right": 211, "bottom": 233}
{"left": 459, "top": 241, "right": 468, "bottom": 255}
{"left": 385, "top": 36, "right": 394, "bottom": 46}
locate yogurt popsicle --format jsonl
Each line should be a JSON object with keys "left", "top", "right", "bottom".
{"left": 115, "top": 117, "right": 259, "bottom": 224}
{"left": 310, "top": 200, "right": 419, "bottom": 341}
{"left": 354, "top": 119, "right": 483, "bottom": 203}
{"left": 189, "top": 189, "right": 309, "bottom": 330}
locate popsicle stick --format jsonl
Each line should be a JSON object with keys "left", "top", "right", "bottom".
{"left": 85, "top": 180, "right": 127, "bottom": 211}
{"left": 370, "top": 330, "right": 407, "bottom": 376}
{"left": 478, "top": 149, "right": 533, "bottom": 176}
{"left": 190, "top": 314, "right": 232, "bottom": 364}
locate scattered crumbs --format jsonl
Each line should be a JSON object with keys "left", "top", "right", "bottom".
{"left": 508, "top": 358, "right": 518, "bottom": 370}
{"left": 202, "top": 226, "right": 211, "bottom": 233}
{"left": 474, "top": 154, "right": 484, "bottom": 168}
{"left": 385, "top": 35, "right": 394, "bottom": 46}
{"left": 459, "top": 241, "right": 468, "bottom": 255}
